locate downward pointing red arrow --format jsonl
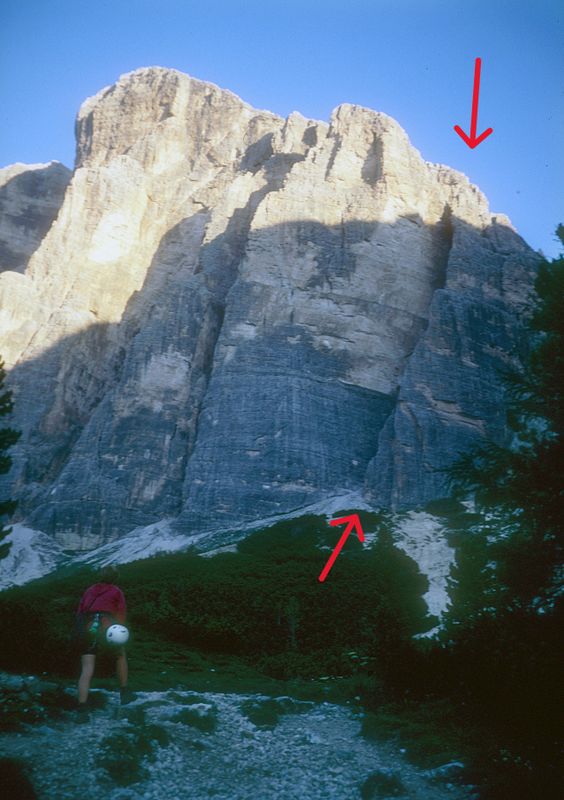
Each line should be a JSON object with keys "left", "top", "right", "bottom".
{"left": 318, "top": 514, "right": 365, "bottom": 582}
{"left": 454, "top": 58, "right": 493, "bottom": 149}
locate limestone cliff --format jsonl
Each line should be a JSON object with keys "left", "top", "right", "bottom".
{"left": 0, "top": 161, "right": 70, "bottom": 275}
{"left": 0, "top": 67, "right": 539, "bottom": 550}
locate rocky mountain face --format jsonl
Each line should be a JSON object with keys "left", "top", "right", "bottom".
{"left": 0, "top": 161, "right": 71, "bottom": 275}
{"left": 0, "top": 67, "right": 539, "bottom": 551}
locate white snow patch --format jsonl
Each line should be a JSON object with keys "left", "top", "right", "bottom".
{"left": 2, "top": 494, "right": 456, "bottom": 626}
{"left": 392, "top": 511, "right": 455, "bottom": 619}
{"left": 72, "top": 491, "right": 376, "bottom": 568}
{"left": 0, "top": 524, "right": 67, "bottom": 591}
{"left": 200, "top": 544, "right": 239, "bottom": 558}
{"left": 238, "top": 490, "right": 374, "bottom": 534}
{"left": 71, "top": 518, "right": 193, "bottom": 568}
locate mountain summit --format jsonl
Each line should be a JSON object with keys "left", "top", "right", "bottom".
{"left": 0, "top": 67, "right": 539, "bottom": 551}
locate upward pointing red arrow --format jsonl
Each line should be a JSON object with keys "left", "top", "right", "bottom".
{"left": 454, "top": 58, "right": 493, "bottom": 149}
{"left": 318, "top": 514, "right": 365, "bottom": 582}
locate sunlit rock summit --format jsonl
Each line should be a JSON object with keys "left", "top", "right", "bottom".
{"left": 0, "top": 67, "right": 539, "bottom": 551}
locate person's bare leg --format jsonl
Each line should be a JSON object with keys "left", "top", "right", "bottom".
{"left": 116, "top": 649, "right": 128, "bottom": 689}
{"left": 78, "top": 654, "right": 96, "bottom": 704}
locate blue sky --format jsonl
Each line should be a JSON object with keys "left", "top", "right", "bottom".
{"left": 1, "top": 0, "right": 562, "bottom": 256}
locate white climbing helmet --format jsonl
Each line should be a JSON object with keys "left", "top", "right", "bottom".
{"left": 106, "top": 624, "right": 129, "bottom": 645}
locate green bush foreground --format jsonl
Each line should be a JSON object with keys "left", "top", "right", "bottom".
{"left": 0, "top": 511, "right": 561, "bottom": 799}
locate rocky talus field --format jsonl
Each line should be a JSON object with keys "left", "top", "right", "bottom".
{"left": 0, "top": 673, "right": 476, "bottom": 800}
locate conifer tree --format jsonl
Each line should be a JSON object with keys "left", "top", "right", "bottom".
{"left": 0, "top": 357, "right": 20, "bottom": 560}
{"left": 447, "top": 226, "right": 564, "bottom": 617}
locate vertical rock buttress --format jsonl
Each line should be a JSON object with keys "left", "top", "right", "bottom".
{"left": 0, "top": 69, "right": 540, "bottom": 548}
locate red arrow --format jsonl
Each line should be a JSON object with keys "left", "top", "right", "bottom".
{"left": 454, "top": 58, "right": 493, "bottom": 149}
{"left": 318, "top": 514, "right": 365, "bottom": 582}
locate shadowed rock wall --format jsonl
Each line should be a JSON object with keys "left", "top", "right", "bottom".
{"left": 0, "top": 67, "right": 539, "bottom": 549}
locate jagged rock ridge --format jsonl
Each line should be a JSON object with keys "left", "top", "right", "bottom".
{"left": 0, "top": 67, "right": 539, "bottom": 550}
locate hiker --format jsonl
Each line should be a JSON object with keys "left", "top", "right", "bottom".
{"left": 75, "top": 565, "right": 134, "bottom": 715}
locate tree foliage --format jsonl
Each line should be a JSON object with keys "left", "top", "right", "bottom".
{"left": 424, "top": 232, "right": 564, "bottom": 797}
{"left": 0, "top": 511, "right": 434, "bottom": 680}
{"left": 0, "top": 357, "right": 21, "bottom": 560}
{"left": 447, "top": 228, "right": 564, "bottom": 616}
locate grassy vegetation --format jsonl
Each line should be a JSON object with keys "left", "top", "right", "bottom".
{"left": 0, "top": 512, "right": 434, "bottom": 677}
{"left": 0, "top": 511, "right": 560, "bottom": 798}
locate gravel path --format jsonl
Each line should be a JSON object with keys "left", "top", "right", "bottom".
{"left": 0, "top": 678, "right": 477, "bottom": 799}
